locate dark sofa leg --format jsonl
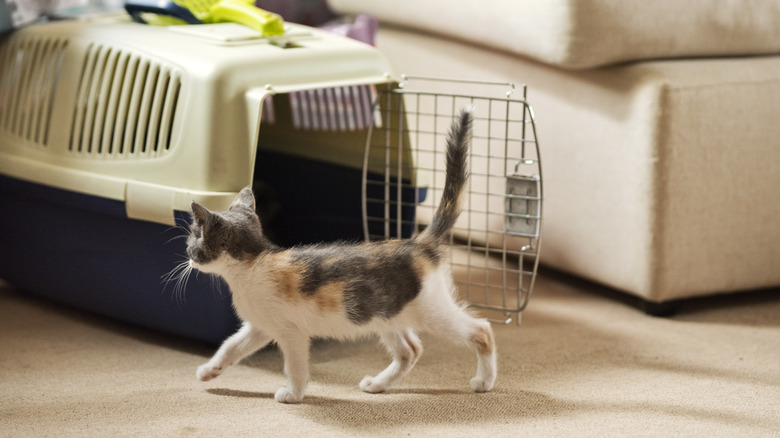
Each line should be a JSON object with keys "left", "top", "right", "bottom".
{"left": 642, "top": 299, "right": 678, "bottom": 317}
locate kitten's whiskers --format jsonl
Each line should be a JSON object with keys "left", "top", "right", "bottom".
{"left": 163, "top": 223, "right": 192, "bottom": 246}
{"left": 162, "top": 259, "right": 194, "bottom": 304}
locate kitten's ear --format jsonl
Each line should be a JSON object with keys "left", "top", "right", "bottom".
{"left": 229, "top": 187, "right": 256, "bottom": 211}
{"left": 190, "top": 202, "right": 212, "bottom": 226}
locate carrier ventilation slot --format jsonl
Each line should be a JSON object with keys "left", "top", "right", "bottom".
{"left": 0, "top": 36, "right": 68, "bottom": 146}
{"left": 69, "top": 44, "right": 182, "bottom": 158}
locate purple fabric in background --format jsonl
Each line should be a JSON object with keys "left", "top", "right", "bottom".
{"left": 255, "top": 0, "right": 378, "bottom": 45}
{"left": 318, "top": 13, "right": 378, "bottom": 46}
{"left": 255, "top": 0, "right": 336, "bottom": 26}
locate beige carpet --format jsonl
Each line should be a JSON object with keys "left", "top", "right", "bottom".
{"left": 1, "top": 273, "right": 779, "bottom": 437}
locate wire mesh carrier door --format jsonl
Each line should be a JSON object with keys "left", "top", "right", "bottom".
{"left": 361, "top": 76, "right": 543, "bottom": 324}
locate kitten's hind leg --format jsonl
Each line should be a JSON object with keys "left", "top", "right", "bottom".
{"left": 197, "top": 322, "right": 271, "bottom": 381}
{"left": 467, "top": 320, "right": 497, "bottom": 392}
{"left": 425, "top": 296, "right": 497, "bottom": 392}
{"left": 360, "top": 329, "right": 423, "bottom": 394}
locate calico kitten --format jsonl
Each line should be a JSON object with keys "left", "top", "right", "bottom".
{"left": 186, "top": 107, "right": 496, "bottom": 403}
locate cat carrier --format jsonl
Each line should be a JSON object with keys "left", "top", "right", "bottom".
{"left": 0, "top": 13, "right": 542, "bottom": 343}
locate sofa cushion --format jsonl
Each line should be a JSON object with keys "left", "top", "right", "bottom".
{"left": 328, "top": 0, "right": 780, "bottom": 69}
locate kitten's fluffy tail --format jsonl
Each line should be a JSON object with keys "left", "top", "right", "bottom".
{"left": 419, "top": 106, "right": 472, "bottom": 243}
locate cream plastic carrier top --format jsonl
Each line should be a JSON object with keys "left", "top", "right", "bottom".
{"left": 0, "top": 13, "right": 393, "bottom": 225}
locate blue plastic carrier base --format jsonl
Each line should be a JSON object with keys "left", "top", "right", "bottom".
{"left": 0, "top": 174, "right": 240, "bottom": 345}
{"left": 0, "top": 152, "right": 419, "bottom": 344}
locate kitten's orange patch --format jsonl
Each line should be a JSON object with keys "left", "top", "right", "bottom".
{"left": 313, "top": 282, "right": 345, "bottom": 314}
{"left": 412, "top": 251, "right": 436, "bottom": 278}
{"left": 270, "top": 252, "right": 303, "bottom": 303}
{"left": 471, "top": 325, "right": 495, "bottom": 356}
{"left": 269, "top": 251, "right": 343, "bottom": 313}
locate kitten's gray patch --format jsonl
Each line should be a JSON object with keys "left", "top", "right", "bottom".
{"left": 291, "top": 242, "right": 427, "bottom": 325}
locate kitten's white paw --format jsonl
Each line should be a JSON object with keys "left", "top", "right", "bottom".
{"left": 196, "top": 363, "right": 223, "bottom": 382}
{"left": 274, "top": 387, "right": 303, "bottom": 404}
{"left": 359, "top": 376, "right": 388, "bottom": 394}
{"left": 470, "top": 376, "right": 495, "bottom": 393}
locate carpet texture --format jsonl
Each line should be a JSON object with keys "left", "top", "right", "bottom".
{"left": 1, "top": 274, "right": 778, "bottom": 437}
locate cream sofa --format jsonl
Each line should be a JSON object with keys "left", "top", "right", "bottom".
{"left": 329, "top": 0, "right": 780, "bottom": 313}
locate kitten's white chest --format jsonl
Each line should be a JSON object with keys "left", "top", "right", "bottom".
{"left": 222, "top": 266, "right": 279, "bottom": 324}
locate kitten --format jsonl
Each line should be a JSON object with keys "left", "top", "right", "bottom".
{"left": 186, "top": 107, "right": 496, "bottom": 403}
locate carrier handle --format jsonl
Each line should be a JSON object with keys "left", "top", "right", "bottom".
{"left": 125, "top": 0, "right": 202, "bottom": 25}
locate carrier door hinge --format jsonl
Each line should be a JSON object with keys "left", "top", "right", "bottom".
{"left": 125, "top": 181, "right": 176, "bottom": 226}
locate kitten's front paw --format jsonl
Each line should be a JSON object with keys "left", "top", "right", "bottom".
{"left": 470, "top": 376, "right": 495, "bottom": 393}
{"left": 359, "top": 376, "right": 388, "bottom": 394}
{"left": 196, "top": 363, "right": 223, "bottom": 382}
{"left": 274, "top": 387, "right": 303, "bottom": 404}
